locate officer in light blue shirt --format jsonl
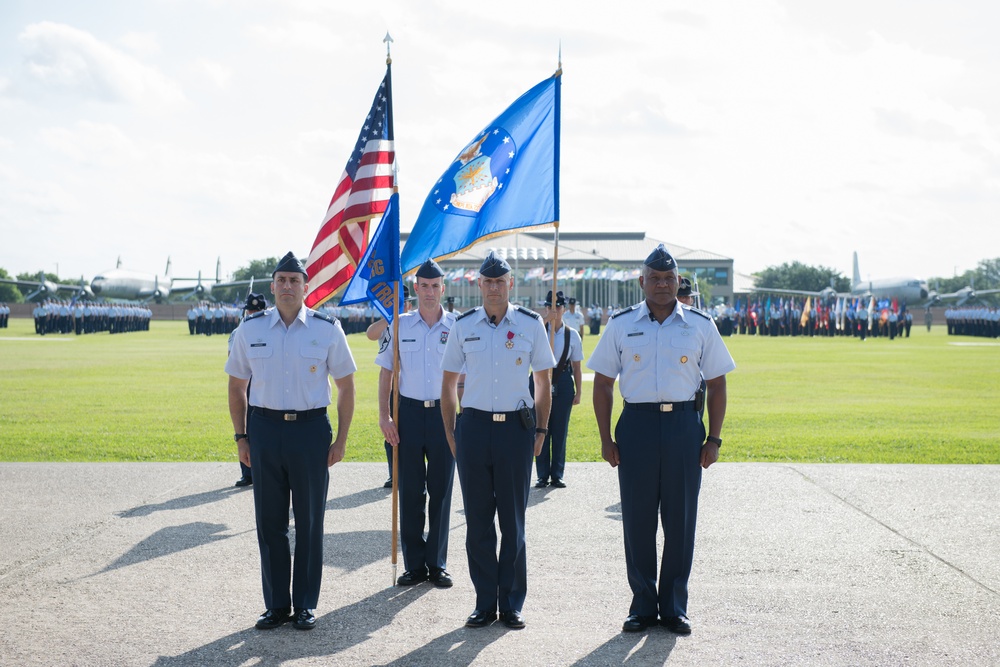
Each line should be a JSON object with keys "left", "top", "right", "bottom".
{"left": 588, "top": 244, "right": 735, "bottom": 636}
{"left": 440, "top": 250, "right": 556, "bottom": 630}
{"left": 376, "top": 260, "right": 458, "bottom": 588}
{"left": 225, "top": 251, "right": 356, "bottom": 632}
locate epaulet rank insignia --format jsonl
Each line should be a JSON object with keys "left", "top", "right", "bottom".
{"left": 456, "top": 306, "right": 480, "bottom": 321}
{"left": 514, "top": 305, "right": 541, "bottom": 320}
{"left": 682, "top": 304, "right": 712, "bottom": 320}
{"left": 310, "top": 311, "right": 336, "bottom": 324}
{"left": 245, "top": 311, "right": 266, "bottom": 321}
{"left": 611, "top": 305, "right": 638, "bottom": 320}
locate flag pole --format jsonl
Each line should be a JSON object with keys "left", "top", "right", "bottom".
{"left": 382, "top": 30, "right": 402, "bottom": 587}
{"left": 549, "top": 46, "right": 563, "bottom": 353}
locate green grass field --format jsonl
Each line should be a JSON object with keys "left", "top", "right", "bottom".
{"left": 1, "top": 317, "right": 997, "bottom": 463}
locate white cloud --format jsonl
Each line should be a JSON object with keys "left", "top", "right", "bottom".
{"left": 17, "top": 22, "right": 185, "bottom": 106}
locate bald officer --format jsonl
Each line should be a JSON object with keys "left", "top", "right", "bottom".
{"left": 588, "top": 244, "right": 735, "bottom": 636}
{"left": 225, "top": 251, "right": 356, "bottom": 632}
{"left": 376, "top": 260, "right": 457, "bottom": 588}
{"left": 441, "top": 251, "right": 556, "bottom": 630}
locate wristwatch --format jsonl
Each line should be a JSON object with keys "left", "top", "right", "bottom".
{"left": 234, "top": 433, "right": 248, "bottom": 442}
{"left": 535, "top": 428, "right": 549, "bottom": 435}
{"left": 705, "top": 435, "right": 722, "bottom": 447}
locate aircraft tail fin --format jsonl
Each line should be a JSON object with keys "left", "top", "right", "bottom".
{"left": 215, "top": 257, "right": 222, "bottom": 284}
{"left": 165, "top": 257, "right": 172, "bottom": 279}
{"left": 852, "top": 252, "right": 861, "bottom": 288}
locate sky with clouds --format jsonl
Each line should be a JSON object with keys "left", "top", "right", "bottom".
{"left": 1, "top": 0, "right": 998, "bottom": 285}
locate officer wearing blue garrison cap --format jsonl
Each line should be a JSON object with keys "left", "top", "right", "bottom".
{"left": 534, "top": 289, "right": 583, "bottom": 489}
{"left": 376, "top": 259, "right": 458, "bottom": 589}
{"left": 588, "top": 243, "right": 735, "bottom": 636}
{"left": 441, "top": 250, "right": 556, "bottom": 630}
{"left": 229, "top": 291, "right": 269, "bottom": 488}
{"left": 226, "top": 250, "right": 357, "bottom": 631}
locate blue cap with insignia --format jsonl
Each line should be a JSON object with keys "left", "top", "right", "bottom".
{"left": 544, "top": 290, "right": 566, "bottom": 307}
{"left": 644, "top": 244, "right": 677, "bottom": 272}
{"left": 677, "top": 277, "right": 693, "bottom": 297}
{"left": 403, "top": 285, "right": 414, "bottom": 301}
{"left": 272, "top": 251, "right": 308, "bottom": 277}
{"left": 479, "top": 250, "right": 511, "bottom": 277}
{"left": 415, "top": 259, "right": 444, "bottom": 279}
{"left": 245, "top": 292, "right": 267, "bottom": 312}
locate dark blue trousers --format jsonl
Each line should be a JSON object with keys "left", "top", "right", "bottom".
{"left": 248, "top": 409, "right": 332, "bottom": 610}
{"left": 535, "top": 370, "right": 575, "bottom": 482}
{"left": 455, "top": 412, "right": 533, "bottom": 613}
{"left": 397, "top": 400, "right": 455, "bottom": 574}
{"left": 615, "top": 405, "right": 705, "bottom": 618}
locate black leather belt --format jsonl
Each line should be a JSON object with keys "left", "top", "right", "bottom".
{"left": 398, "top": 396, "right": 440, "bottom": 409}
{"left": 624, "top": 400, "right": 697, "bottom": 413}
{"left": 252, "top": 406, "right": 326, "bottom": 422}
{"left": 463, "top": 407, "right": 520, "bottom": 422}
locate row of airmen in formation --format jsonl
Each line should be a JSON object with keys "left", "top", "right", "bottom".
{"left": 945, "top": 307, "right": 1000, "bottom": 338}
{"left": 187, "top": 303, "right": 249, "bottom": 336}
{"left": 0, "top": 303, "right": 8, "bottom": 328}
{"left": 31, "top": 300, "right": 151, "bottom": 335}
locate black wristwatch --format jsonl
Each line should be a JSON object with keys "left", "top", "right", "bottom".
{"left": 705, "top": 435, "right": 722, "bottom": 447}
{"left": 234, "top": 433, "right": 248, "bottom": 442}
{"left": 535, "top": 428, "right": 548, "bottom": 435}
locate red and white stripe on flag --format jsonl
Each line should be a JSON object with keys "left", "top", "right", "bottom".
{"left": 305, "top": 139, "right": 395, "bottom": 308}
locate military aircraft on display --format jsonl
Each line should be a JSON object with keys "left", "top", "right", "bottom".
{"left": 752, "top": 252, "right": 999, "bottom": 308}
{"left": 91, "top": 258, "right": 260, "bottom": 303}
{"left": 3, "top": 258, "right": 261, "bottom": 303}
{"left": 0, "top": 272, "right": 95, "bottom": 302}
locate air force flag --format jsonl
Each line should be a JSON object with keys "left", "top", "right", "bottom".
{"left": 340, "top": 192, "right": 402, "bottom": 323}
{"left": 400, "top": 74, "right": 560, "bottom": 275}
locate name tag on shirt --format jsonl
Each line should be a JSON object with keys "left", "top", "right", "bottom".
{"left": 250, "top": 343, "right": 267, "bottom": 347}
{"left": 627, "top": 332, "right": 643, "bottom": 337}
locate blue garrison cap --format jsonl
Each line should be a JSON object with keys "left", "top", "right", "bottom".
{"left": 644, "top": 244, "right": 677, "bottom": 272}
{"left": 415, "top": 259, "right": 444, "bottom": 279}
{"left": 273, "top": 251, "right": 308, "bottom": 277}
{"left": 245, "top": 292, "right": 267, "bottom": 311}
{"left": 544, "top": 290, "right": 566, "bottom": 307}
{"left": 479, "top": 250, "right": 511, "bottom": 277}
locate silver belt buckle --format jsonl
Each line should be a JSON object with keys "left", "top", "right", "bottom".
{"left": 493, "top": 413, "right": 506, "bottom": 422}
{"left": 659, "top": 403, "right": 673, "bottom": 412}
{"left": 424, "top": 400, "right": 435, "bottom": 408}
{"left": 284, "top": 413, "right": 297, "bottom": 421}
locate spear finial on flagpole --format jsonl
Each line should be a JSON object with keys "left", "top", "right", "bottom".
{"left": 384, "top": 32, "right": 393, "bottom": 65}
{"left": 554, "top": 40, "right": 562, "bottom": 77}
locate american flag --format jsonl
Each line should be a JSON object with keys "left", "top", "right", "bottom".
{"left": 305, "top": 67, "right": 395, "bottom": 308}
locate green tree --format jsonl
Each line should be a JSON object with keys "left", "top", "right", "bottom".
{"left": 0, "top": 268, "right": 24, "bottom": 303}
{"left": 753, "top": 262, "right": 849, "bottom": 292}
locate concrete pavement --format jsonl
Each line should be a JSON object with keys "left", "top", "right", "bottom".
{"left": 1, "top": 462, "right": 997, "bottom": 666}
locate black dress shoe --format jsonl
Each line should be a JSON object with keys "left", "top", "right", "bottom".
{"left": 550, "top": 478, "right": 567, "bottom": 488}
{"left": 429, "top": 569, "right": 453, "bottom": 588}
{"left": 622, "top": 614, "right": 658, "bottom": 633}
{"left": 292, "top": 608, "right": 316, "bottom": 630}
{"left": 534, "top": 478, "right": 549, "bottom": 488}
{"left": 234, "top": 476, "right": 253, "bottom": 487}
{"left": 465, "top": 609, "right": 497, "bottom": 628}
{"left": 396, "top": 569, "right": 428, "bottom": 586}
{"left": 383, "top": 477, "right": 393, "bottom": 489}
{"left": 500, "top": 610, "right": 525, "bottom": 629}
{"left": 661, "top": 615, "right": 692, "bottom": 635}
{"left": 255, "top": 607, "right": 292, "bottom": 629}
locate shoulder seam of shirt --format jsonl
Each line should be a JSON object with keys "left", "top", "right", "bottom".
{"left": 456, "top": 306, "right": 480, "bottom": 321}
{"left": 611, "top": 305, "right": 638, "bottom": 320}
{"left": 514, "top": 305, "right": 541, "bottom": 320}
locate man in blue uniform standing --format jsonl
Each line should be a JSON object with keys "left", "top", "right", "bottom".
{"left": 376, "top": 260, "right": 457, "bottom": 588}
{"left": 441, "top": 251, "right": 556, "bottom": 630}
{"left": 229, "top": 291, "right": 268, "bottom": 488}
{"left": 225, "top": 251, "right": 356, "bottom": 631}
{"left": 535, "top": 290, "right": 583, "bottom": 489}
{"left": 588, "top": 244, "right": 735, "bottom": 636}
